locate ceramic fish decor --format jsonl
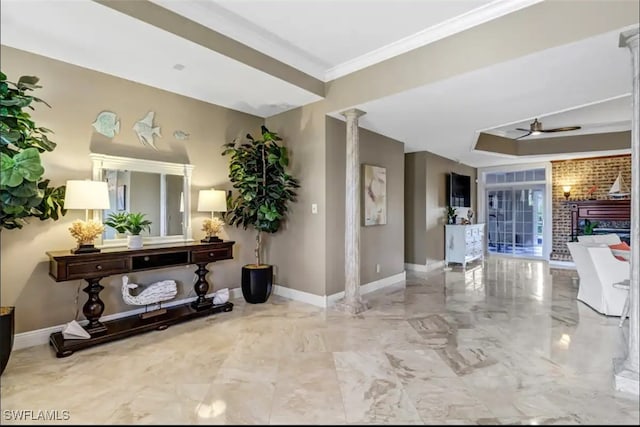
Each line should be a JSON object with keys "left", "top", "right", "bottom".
{"left": 173, "top": 130, "right": 190, "bottom": 140}
{"left": 92, "top": 111, "right": 120, "bottom": 138}
{"left": 133, "top": 111, "right": 161, "bottom": 150}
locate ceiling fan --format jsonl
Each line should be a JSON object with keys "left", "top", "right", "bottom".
{"left": 515, "top": 118, "right": 581, "bottom": 139}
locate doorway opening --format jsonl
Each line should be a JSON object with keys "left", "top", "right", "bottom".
{"left": 480, "top": 166, "right": 550, "bottom": 259}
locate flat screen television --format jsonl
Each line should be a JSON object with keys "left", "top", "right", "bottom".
{"left": 447, "top": 172, "right": 471, "bottom": 208}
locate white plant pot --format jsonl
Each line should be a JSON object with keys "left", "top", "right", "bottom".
{"left": 127, "top": 235, "right": 143, "bottom": 249}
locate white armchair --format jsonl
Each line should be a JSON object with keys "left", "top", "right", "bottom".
{"left": 577, "top": 233, "right": 621, "bottom": 245}
{"left": 567, "top": 241, "right": 629, "bottom": 316}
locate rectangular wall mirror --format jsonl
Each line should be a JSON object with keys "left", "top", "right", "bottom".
{"left": 90, "top": 153, "right": 194, "bottom": 246}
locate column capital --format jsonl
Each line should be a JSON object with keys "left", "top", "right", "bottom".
{"left": 340, "top": 108, "right": 367, "bottom": 119}
{"left": 619, "top": 27, "right": 639, "bottom": 48}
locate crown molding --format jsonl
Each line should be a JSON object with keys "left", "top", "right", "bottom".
{"left": 324, "top": 0, "right": 542, "bottom": 81}
{"left": 149, "top": 0, "right": 328, "bottom": 80}
{"left": 151, "top": 0, "right": 541, "bottom": 83}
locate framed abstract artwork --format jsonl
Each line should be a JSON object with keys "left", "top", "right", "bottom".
{"left": 362, "top": 164, "right": 387, "bottom": 226}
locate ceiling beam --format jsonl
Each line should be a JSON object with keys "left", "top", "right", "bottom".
{"left": 93, "top": 0, "right": 325, "bottom": 98}
{"left": 324, "top": 0, "right": 640, "bottom": 113}
{"left": 476, "top": 130, "right": 631, "bottom": 157}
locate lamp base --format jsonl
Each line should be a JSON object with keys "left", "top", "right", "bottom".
{"left": 200, "top": 236, "right": 222, "bottom": 243}
{"left": 72, "top": 244, "right": 101, "bottom": 254}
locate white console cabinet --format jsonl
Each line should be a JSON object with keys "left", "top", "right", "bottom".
{"left": 445, "top": 224, "right": 485, "bottom": 268}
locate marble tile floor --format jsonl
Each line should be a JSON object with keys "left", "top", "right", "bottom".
{"left": 1, "top": 257, "right": 638, "bottom": 425}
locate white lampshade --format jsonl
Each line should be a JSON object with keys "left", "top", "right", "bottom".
{"left": 64, "top": 180, "right": 110, "bottom": 210}
{"left": 197, "top": 189, "right": 227, "bottom": 212}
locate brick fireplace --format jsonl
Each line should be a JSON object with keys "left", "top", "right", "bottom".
{"left": 551, "top": 154, "right": 631, "bottom": 261}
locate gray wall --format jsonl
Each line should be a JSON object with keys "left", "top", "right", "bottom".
{"left": 263, "top": 102, "right": 328, "bottom": 297}
{"left": 325, "top": 117, "right": 405, "bottom": 296}
{"left": 404, "top": 152, "right": 427, "bottom": 264}
{"left": 404, "top": 151, "right": 477, "bottom": 268}
{"left": 425, "top": 152, "right": 477, "bottom": 267}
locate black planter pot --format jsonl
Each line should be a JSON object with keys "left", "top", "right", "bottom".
{"left": 241, "top": 265, "right": 273, "bottom": 304}
{"left": 1, "top": 306, "right": 15, "bottom": 376}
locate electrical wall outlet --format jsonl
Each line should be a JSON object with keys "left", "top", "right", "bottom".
{"left": 311, "top": 203, "right": 318, "bottom": 214}
{"left": 376, "top": 263, "right": 381, "bottom": 273}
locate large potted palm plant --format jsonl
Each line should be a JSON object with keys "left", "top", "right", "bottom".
{"left": 222, "top": 125, "right": 299, "bottom": 303}
{"left": 0, "top": 71, "right": 66, "bottom": 375}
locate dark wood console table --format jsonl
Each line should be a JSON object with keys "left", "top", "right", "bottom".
{"left": 569, "top": 199, "right": 630, "bottom": 241}
{"left": 47, "top": 240, "right": 235, "bottom": 357}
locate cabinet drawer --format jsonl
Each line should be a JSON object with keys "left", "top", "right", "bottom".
{"left": 192, "top": 247, "right": 233, "bottom": 263}
{"left": 67, "top": 259, "right": 128, "bottom": 279}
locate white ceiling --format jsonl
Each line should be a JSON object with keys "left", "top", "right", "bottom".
{"left": 0, "top": 0, "right": 322, "bottom": 118}
{"left": 349, "top": 26, "right": 635, "bottom": 167}
{"left": 152, "top": 0, "right": 521, "bottom": 80}
{"left": 1, "top": 0, "right": 637, "bottom": 167}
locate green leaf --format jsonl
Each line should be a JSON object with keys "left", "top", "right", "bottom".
{"left": 7, "top": 180, "right": 39, "bottom": 197}
{"left": 0, "top": 97, "right": 32, "bottom": 107}
{"left": 0, "top": 72, "right": 64, "bottom": 230}
{"left": 0, "top": 148, "right": 44, "bottom": 186}
{"left": 0, "top": 129, "right": 21, "bottom": 144}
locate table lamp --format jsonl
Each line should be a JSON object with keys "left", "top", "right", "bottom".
{"left": 64, "top": 180, "right": 110, "bottom": 253}
{"left": 197, "top": 189, "right": 227, "bottom": 243}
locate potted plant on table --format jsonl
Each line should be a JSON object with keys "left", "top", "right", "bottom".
{"left": 122, "top": 212, "right": 152, "bottom": 249}
{"left": 0, "top": 72, "right": 66, "bottom": 375}
{"left": 222, "top": 125, "right": 299, "bottom": 303}
{"left": 104, "top": 211, "right": 129, "bottom": 238}
{"left": 445, "top": 205, "right": 457, "bottom": 224}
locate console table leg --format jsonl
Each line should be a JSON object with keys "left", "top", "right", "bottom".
{"left": 82, "top": 278, "right": 107, "bottom": 335}
{"left": 191, "top": 262, "right": 213, "bottom": 311}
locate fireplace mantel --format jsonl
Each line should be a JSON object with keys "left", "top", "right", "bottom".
{"left": 568, "top": 199, "right": 630, "bottom": 241}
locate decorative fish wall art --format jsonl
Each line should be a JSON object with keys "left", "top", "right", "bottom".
{"left": 92, "top": 111, "right": 120, "bottom": 138}
{"left": 133, "top": 111, "right": 161, "bottom": 150}
{"left": 173, "top": 130, "right": 190, "bottom": 140}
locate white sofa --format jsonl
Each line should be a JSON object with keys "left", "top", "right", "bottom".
{"left": 567, "top": 235, "right": 629, "bottom": 316}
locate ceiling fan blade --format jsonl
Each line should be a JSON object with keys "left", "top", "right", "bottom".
{"left": 540, "top": 126, "right": 581, "bottom": 133}
{"left": 515, "top": 128, "right": 530, "bottom": 132}
{"left": 515, "top": 131, "right": 532, "bottom": 139}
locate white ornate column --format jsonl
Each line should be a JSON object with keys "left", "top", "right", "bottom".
{"left": 615, "top": 27, "right": 640, "bottom": 395}
{"left": 336, "top": 108, "right": 369, "bottom": 314}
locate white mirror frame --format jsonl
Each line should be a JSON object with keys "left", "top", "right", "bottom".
{"left": 89, "top": 153, "right": 194, "bottom": 247}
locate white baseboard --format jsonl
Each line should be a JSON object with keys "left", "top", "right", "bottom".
{"left": 548, "top": 260, "right": 576, "bottom": 270}
{"left": 426, "top": 261, "right": 445, "bottom": 272}
{"left": 326, "top": 271, "right": 407, "bottom": 306}
{"left": 404, "top": 263, "right": 427, "bottom": 272}
{"left": 360, "top": 271, "right": 406, "bottom": 295}
{"left": 272, "top": 285, "right": 326, "bottom": 308}
{"left": 405, "top": 262, "right": 444, "bottom": 273}
{"left": 13, "top": 288, "right": 242, "bottom": 351}
{"left": 271, "top": 271, "right": 407, "bottom": 307}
